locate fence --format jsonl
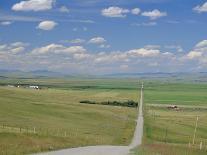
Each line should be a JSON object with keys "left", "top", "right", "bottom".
{"left": 0, "top": 124, "right": 105, "bottom": 144}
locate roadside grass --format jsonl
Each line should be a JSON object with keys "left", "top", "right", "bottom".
{"left": 132, "top": 143, "right": 207, "bottom": 155}
{"left": 0, "top": 85, "right": 138, "bottom": 154}
{"left": 132, "top": 82, "right": 207, "bottom": 155}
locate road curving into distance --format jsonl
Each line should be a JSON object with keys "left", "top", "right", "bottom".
{"left": 34, "top": 83, "right": 144, "bottom": 155}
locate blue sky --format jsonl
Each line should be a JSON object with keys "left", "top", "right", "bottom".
{"left": 0, "top": 0, "right": 207, "bottom": 74}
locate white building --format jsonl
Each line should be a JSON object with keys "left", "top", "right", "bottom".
{"left": 29, "top": 86, "right": 39, "bottom": 89}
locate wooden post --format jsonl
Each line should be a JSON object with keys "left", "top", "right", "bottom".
{"left": 188, "top": 142, "right": 191, "bottom": 148}
{"left": 200, "top": 141, "right": 203, "bottom": 150}
{"left": 33, "top": 127, "right": 36, "bottom": 134}
{"left": 165, "top": 128, "right": 168, "bottom": 143}
{"left": 193, "top": 116, "right": 199, "bottom": 145}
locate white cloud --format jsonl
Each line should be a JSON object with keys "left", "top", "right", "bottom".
{"left": 10, "top": 47, "right": 25, "bottom": 54}
{"left": 187, "top": 51, "right": 202, "bottom": 59}
{"left": 37, "top": 20, "right": 57, "bottom": 30}
{"left": 89, "top": 37, "right": 106, "bottom": 44}
{"left": 31, "top": 44, "right": 86, "bottom": 55}
{"left": 193, "top": 2, "right": 207, "bottom": 13}
{"left": 186, "top": 40, "right": 207, "bottom": 64}
{"left": 94, "top": 52, "right": 128, "bottom": 63}
{"left": 127, "top": 48, "right": 160, "bottom": 57}
{"left": 0, "top": 42, "right": 27, "bottom": 54}
{"left": 165, "top": 45, "right": 184, "bottom": 52}
{"left": 99, "top": 44, "right": 110, "bottom": 48}
{"left": 131, "top": 8, "right": 141, "bottom": 15}
{"left": 141, "top": 9, "right": 167, "bottom": 20}
{"left": 132, "top": 22, "right": 157, "bottom": 26}
{"left": 73, "top": 53, "right": 91, "bottom": 60}
{"left": 68, "top": 19, "right": 95, "bottom": 24}
{"left": 59, "top": 6, "right": 70, "bottom": 13}
{"left": 3, "top": 40, "right": 207, "bottom": 73}
{"left": 0, "top": 21, "right": 12, "bottom": 26}
{"left": 0, "top": 14, "right": 42, "bottom": 22}
{"left": 70, "top": 39, "right": 85, "bottom": 44}
{"left": 12, "top": 0, "right": 55, "bottom": 12}
{"left": 101, "top": 6, "right": 129, "bottom": 17}
{"left": 11, "top": 42, "right": 29, "bottom": 47}
{"left": 195, "top": 40, "right": 207, "bottom": 48}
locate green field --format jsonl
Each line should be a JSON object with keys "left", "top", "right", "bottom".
{"left": 1, "top": 77, "right": 207, "bottom": 155}
{"left": 132, "top": 82, "right": 207, "bottom": 155}
{"left": 0, "top": 78, "right": 139, "bottom": 155}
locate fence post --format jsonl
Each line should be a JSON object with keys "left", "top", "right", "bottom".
{"left": 200, "top": 141, "right": 203, "bottom": 150}
{"left": 192, "top": 116, "right": 199, "bottom": 145}
{"left": 165, "top": 128, "right": 168, "bottom": 143}
{"left": 33, "top": 127, "right": 36, "bottom": 134}
{"left": 188, "top": 142, "right": 191, "bottom": 148}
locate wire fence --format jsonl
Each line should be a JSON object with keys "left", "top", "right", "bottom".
{"left": 0, "top": 124, "right": 80, "bottom": 138}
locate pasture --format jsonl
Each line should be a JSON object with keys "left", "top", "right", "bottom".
{"left": 132, "top": 81, "right": 207, "bottom": 155}
{"left": 0, "top": 78, "right": 139, "bottom": 154}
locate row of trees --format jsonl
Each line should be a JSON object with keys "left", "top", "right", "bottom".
{"left": 80, "top": 100, "right": 138, "bottom": 108}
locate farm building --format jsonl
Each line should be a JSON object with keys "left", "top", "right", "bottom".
{"left": 29, "top": 86, "right": 39, "bottom": 89}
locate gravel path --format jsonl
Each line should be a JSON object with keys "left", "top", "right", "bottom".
{"left": 35, "top": 84, "right": 144, "bottom": 155}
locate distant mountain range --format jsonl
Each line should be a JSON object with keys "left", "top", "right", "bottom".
{"left": 0, "top": 69, "right": 66, "bottom": 78}
{"left": 0, "top": 69, "right": 207, "bottom": 82}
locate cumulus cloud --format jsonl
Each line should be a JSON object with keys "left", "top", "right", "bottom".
{"left": 31, "top": 44, "right": 86, "bottom": 55}
{"left": 187, "top": 51, "right": 202, "bottom": 59}
{"left": 101, "top": 6, "right": 129, "bottom": 17}
{"left": 12, "top": 0, "right": 55, "bottom": 12}
{"left": 195, "top": 40, "right": 207, "bottom": 48}
{"left": 186, "top": 40, "right": 207, "bottom": 65}
{"left": 89, "top": 37, "right": 106, "bottom": 44}
{"left": 131, "top": 8, "right": 141, "bottom": 15}
{"left": 193, "top": 2, "right": 207, "bottom": 13}
{"left": 2, "top": 40, "right": 207, "bottom": 73}
{"left": 37, "top": 20, "right": 57, "bottom": 30}
{"left": 127, "top": 48, "right": 160, "bottom": 57}
{"left": 73, "top": 53, "right": 91, "bottom": 60}
{"left": 0, "top": 42, "right": 28, "bottom": 54}
{"left": 59, "top": 6, "right": 70, "bottom": 13}
{"left": 141, "top": 9, "right": 167, "bottom": 20}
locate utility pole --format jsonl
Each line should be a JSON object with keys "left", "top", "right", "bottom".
{"left": 193, "top": 116, "right": 199, "bottom": 145}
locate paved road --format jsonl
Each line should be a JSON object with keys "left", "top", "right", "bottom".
{"left": 35, "top": 84, "right": 144, "bottom": 155}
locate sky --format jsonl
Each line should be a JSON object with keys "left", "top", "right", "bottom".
{"left": 0, "top": 0, "right": 207, "bottom": 74}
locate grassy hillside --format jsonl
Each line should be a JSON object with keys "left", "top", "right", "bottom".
{"left": 0, "top": 84, "right": 138, "bottom": 155}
